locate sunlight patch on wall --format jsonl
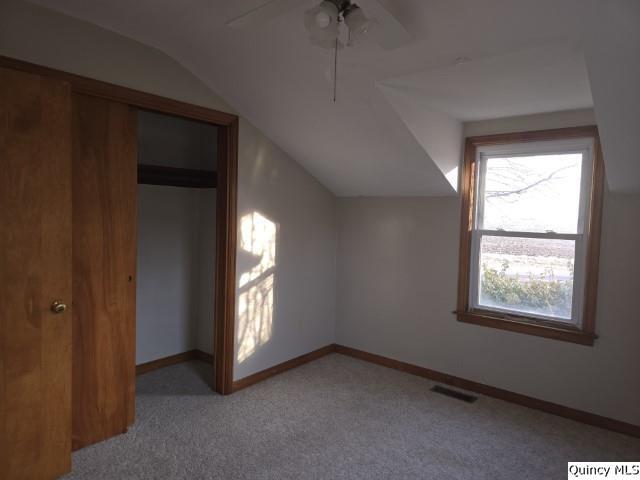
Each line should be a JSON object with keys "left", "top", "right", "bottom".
{"left": 237, "top": 211, "right": 277, "bottom": 363}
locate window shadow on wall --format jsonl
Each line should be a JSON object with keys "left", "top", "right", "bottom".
{"left": 236, "top": 211, "right": 279, "bottom": 364}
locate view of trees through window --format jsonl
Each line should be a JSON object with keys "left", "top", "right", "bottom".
{"left": 479, "top": 236, "right": 574, "bottom": 319}
{"left": 476, "top": 153, "right": 584, "bottom": 321}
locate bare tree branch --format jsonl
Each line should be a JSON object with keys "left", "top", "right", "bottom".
{"left": 486, "top": 164, "right": 573, "bottom": 198}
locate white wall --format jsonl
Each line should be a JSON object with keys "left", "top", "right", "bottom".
{"left": 233, "top": 120, "right": 337, "bottom": 379}
{"left": 136, "top": 186, "right": 205, "bottom": 363}
{"left": 136, "top": 187, "right": 216, "bottom": 363}
{"left": 336, "top": 110, "right": 640, "bottom": 426}
{"left": 195, "top": 189, "right": 217, "bottom": 355}
{"left": 583, "top": 0, "right": 640, "bottom": 194}
{"left": 0, "top": 0, "right": 337, "bottom": 380}
{"left": 136, "top": 111, "right": 217, "bottom": 364}
{"left": 463, "top": 108, "right": 596, "bottom": 137}
{"left": 138, "top": 110, "right": 217, "bottom": 171}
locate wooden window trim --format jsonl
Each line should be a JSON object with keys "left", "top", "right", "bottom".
{"left": 456, "top": 126, "right": 605, "bottom": 346}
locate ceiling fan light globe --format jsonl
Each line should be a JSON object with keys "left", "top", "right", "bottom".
{"left": 304, "top": 1, "right": 338, "bottom": 29}
{"left": 344, "top": 5, "right": 372, "bottom": 36}
{"left": 304, "top": 1, "right": 340, "bottom": 48}
{"left": 315, "top": 11, "right": 331, "bottom": 28}
{"left": 317, "top": 0, "right": 339, "bottom": 15}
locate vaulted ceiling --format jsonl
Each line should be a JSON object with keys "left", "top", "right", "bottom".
{"left": 27, "top": 0, "right": 640, "bottom": 195}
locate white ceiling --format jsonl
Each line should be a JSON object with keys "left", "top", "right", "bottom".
{"left": 380, "top": 43, "right": 592, "bottom": 123}
{"left": 27, "top": 0, "right": 640, "bottom": 195}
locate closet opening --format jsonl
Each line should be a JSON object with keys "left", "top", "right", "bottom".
{"left": 135, "top": 109, "right": 219, "bottom": 390}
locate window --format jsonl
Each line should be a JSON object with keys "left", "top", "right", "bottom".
{"left": 456, "top": 127, "right": 604, "bottom": 345}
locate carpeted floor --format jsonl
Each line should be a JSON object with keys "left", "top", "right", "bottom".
{"left": 63, "top": 354, "right": 640, "bottom": 479}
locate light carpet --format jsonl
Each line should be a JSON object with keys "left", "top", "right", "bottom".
{"left": 63, "top": 353, "right": 640, "bottom": 479}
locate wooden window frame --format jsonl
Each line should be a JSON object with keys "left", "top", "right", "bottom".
{"left": 456, "top": 126, "right": 605, "bottom": 346}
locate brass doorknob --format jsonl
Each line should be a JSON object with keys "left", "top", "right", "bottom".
{"left": 51, "top": 301, "right": 67, "bottom": 314}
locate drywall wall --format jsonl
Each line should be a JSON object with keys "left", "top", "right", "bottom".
{"left": 336, "top": 110, "right": 640, "bottom": 426}
{"left": 336, "top": 194, "right": 640, "bottom": 425}
{"left": 136, "top": 185, "right": 214, "bottom": 363}
{"left": 138, "top": 110, "right": 218, "bottom": 171}
{"left": 463, "top": 108, "right": 596, "bottom": 138}
{"left": 136, "top": 110, "right": 217, "bottom": 364}
{"left": 583, "top": 0, "right": 640, "bottom": 193}
{"left": 234, "top": 120, "right": 336, "bottom": 379}
{"left": 0, "top": 0, "right": 336, "bottom": 379}
{"left": 195, "top": 188, "right": 217, "bottom": 355}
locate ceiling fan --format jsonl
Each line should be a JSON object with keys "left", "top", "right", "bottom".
{"left": 227, "top": 0, "right": 412, "bottom": 50}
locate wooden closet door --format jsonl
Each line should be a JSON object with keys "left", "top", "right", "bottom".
{"left": 0, "top": 68, "right": 73, "bottom": 479}
{"left": 72, "top": 94, "right": 137, "bottom": 449}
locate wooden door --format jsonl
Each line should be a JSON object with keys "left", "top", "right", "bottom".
{"left": 71, "top": 94, "right": 137, "bottom": 449}
{"left": 0, "top": 68, "right": 73, "bottom": 479}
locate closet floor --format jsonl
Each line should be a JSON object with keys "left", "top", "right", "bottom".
{"left": 63, "top": 355, "right": 640, "bottom": 480}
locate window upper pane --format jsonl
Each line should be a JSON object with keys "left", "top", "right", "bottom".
{"left": 479, "top": 153, "right": 583, "bottom": 234}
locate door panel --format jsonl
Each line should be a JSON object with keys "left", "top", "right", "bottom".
{"left": 0, "top": 68, "right": 73, "bottom": 479}
{"left": 71, "top": 94, "right": 137, "bottom": 450}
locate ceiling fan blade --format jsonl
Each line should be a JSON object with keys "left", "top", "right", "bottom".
{"left": 227, "top": 0, "right": 304, "bottom": 28}
{"left": 359, "top": 0, "right": 412, "bottom": 49}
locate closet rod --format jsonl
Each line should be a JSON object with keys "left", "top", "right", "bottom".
{"left": 138, "top": 164, "right": 216, "bottom": 188}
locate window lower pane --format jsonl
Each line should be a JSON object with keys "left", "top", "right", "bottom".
{"left": 478, "top": 236, "right": 575, "bottom": 321}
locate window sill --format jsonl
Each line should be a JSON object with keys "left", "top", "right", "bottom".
{"left": 455, "top": 310, "right": 597, "bottom": 346}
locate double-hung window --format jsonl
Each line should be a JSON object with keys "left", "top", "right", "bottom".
{"left": 457, "top": 127, "right": 604, "bottom": 345}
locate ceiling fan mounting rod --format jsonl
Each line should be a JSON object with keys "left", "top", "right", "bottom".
{"left": 327, "top": 0, "right": 354, "bottom": 16}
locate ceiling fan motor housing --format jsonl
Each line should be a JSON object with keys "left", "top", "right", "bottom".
{"left": 327, "top": 0, "right": 353, "bottom": 15}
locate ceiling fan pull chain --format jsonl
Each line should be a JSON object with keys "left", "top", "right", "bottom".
{"left": 333, "top": 37, "right": 338, "bottom": 103}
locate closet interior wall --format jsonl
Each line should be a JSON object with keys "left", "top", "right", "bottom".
{"left": 136, "top": 111, "right": 218, "bottom": 365}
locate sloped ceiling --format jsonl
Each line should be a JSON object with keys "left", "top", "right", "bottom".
{"left": 23, "top": 0, "right": 640, "bottom": 195}
{"left": 380, "top": 43, "right": 592, "bottom": 123}
{"left": 584, "top": 0, "right": 640, "bottom": 194}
